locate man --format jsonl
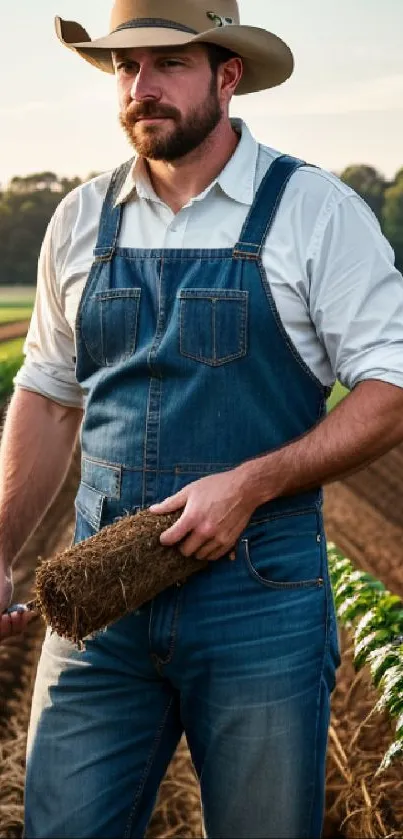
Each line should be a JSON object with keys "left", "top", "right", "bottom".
{"left": 1, "top": 1, "right": 403, "bottom": 836}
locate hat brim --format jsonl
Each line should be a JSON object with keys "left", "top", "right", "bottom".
{"left": 55, "top": 17, "right": 293, "bottom": 95}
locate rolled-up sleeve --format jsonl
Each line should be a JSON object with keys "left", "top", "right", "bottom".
{"left": 14, "top": 206, "right": 84, "bottom": 408}
{"left": 310, "top": 193, "right": 403, "bottom": 391}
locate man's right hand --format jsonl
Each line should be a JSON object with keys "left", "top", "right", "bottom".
{"left": 0, "top": 564, "right": 35, "bottom": 641}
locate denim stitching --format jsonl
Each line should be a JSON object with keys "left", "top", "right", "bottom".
{"left": 304, "top": 529, "right": 331, "bottom": 838}
{"left": 116, "top": 250, "right": 234, "bottom": 260}
{"left": 123, "top": 697, "right": 175, "bottom": 839}
{"left": 75, "top": 492, "right": 105, "bottom": 531}
{"left": 82, "top": 291, "right": 141, "bottom": 369}
{"left": 255, "top": 159, "right": 306, "bottom": 258}
{"left": 155, "top": 588, "right": 183, "bottom": 667}
{"left": 178, "top": 289, "right": 248, "bottom": 299}
{"left": 179, "top": 294, "right": 248, "bottom": 365}
{"left": 103, "top": 292, "right": 141, "bottom": 368}
{"left": 248, "top": 506, "right": 318, "bottom": 526}
{"left": 233, "top": 253, "right": 259, "bottom": 262}
{"left": 256, "top": 258, "right": 327, "bottom": 392}
{"left": 234, "top": 156, "right": 303, "bottom": 255}
{"left": 142, "top": 380, "right": 153, "bottom": 508}
{"left": 242, "top": 538, "right": 324, "bottom": 590}
{"left": 93, "top": 289, "right": 141, "bottom": 301}
{"left": 175, "top": 462, "right": 234, "bottom": 472}
{"left": 81, "top": 458, "right": 122, "bottom": 499}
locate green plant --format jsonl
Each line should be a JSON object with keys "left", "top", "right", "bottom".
{"left": 328, "top": 544, "right": 403, "bottom": 774}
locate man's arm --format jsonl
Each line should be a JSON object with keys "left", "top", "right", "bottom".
{"left": 0, "top": 387, "right": 82, "bottom": 638}
{"left": 150, "top": 379, "right": 403, "bottom": 562}
{"left": 237, "top": 379, "right": 403, "bottom": 506}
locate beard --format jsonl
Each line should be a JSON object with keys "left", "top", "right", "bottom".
{"left": 119, "top": 78, "right": 222, "bottom": 161}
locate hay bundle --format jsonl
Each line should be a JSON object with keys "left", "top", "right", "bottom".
{"left": 34, "top": 510, "right": 207, "bottom": 645}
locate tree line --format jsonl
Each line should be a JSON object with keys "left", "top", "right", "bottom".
{"left": 0, "top": 165, "right": 402, "bottom": 286}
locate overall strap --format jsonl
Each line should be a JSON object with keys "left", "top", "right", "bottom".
{"left": 233, "top": 155, "right": 306, "bottom": 259}
{"left": 93, "top": 158, "right": 134, "bottom": 261}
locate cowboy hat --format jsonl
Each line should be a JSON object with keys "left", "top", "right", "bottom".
{"left": 55, "top": 0, "right": 294, "bottom": 95}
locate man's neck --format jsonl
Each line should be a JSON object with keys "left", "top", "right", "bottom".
{"left": 144, "top": 120, "right": 240, "bottom": 214}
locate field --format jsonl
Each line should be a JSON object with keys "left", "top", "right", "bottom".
{"left": 0, "top": 289, "right": 33, "bottom": 397}
{"left": 0, "top": 287, "right": 36, "bottom": 305}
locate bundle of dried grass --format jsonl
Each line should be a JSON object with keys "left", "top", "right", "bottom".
{"left": 146, "top": 737, "right": 203, "bottom": 839}
{"left": 34, "top": 510, "right": 207, "bottom": 645}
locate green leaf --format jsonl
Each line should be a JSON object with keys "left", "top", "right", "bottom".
{"left": 368, "top": 645, "right": 402, "bottom": 687}
{"left": 375, "top": 738, "right": 403, "bottom": 775}
{"left": 354, "top": 629, "right": 392, "bottom": 670}
{"left": 376, "top": 667, "right": 403, "bottom": 715}
{"left": 355, "top": 608, "right": 385, "bottom": 642}
{"left": 338, "top": 592, "right": 380, "bottom": 624}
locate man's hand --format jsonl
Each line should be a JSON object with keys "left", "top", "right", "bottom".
{"left": 0, "top": 564, "right": 35, "bottom": 642}
{"left": 149, "top": 468, "right": 255, "bottom": 561}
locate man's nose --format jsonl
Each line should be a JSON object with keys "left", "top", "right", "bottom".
{"left": 130, "top": 67, "right": 161, "bottom": 101}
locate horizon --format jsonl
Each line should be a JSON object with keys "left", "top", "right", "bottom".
{"left": 1, "top": 0, "right": 402, "bottom": 185}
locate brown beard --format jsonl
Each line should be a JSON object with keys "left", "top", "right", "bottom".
{"left": 119, "top": 77, "right": 222, "bottom": 161}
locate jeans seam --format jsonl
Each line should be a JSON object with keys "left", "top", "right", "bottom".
{"left": 304, "top": 541, "right": 330, "bottom": 839}
{"left": 159, "top": 588, "right": 183, "bottom": 666}
{"left": 123, "top": 696, "right": 174, "bottom": 839}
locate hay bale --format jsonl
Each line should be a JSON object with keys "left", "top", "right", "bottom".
{"left": 34, "top": 509, "right": 207, "bottom": 645}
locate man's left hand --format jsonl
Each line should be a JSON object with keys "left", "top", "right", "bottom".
{"left": 149, "top": 468, "right": 256, "bottom": 561}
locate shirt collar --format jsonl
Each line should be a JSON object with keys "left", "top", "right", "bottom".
{"left": 114, "top": 119, "right": 258, "bottom": 208}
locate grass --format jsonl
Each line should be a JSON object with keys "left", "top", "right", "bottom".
{"left": 0, "top": 338, "right": 25, "bottom": 402}
{"left": 0, "top": 308, "right": 33, "bottom": 324}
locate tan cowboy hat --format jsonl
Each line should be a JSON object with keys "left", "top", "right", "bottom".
{"left": 55, "top": 0, "right": 294, "bottom": 95}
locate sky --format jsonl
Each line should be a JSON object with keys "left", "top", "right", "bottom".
{"left": 1, "top": 0, "right": 402, "bottom": 185}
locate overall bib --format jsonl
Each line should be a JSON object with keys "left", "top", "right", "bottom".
{"left": 25, "top": 154, "right": 341, "bottom": 839}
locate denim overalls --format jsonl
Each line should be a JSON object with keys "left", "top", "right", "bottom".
{"left": 25, "top": 154, "right": 341, "bottom": 839}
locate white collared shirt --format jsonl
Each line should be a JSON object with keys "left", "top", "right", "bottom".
{"left": 15, "top": 120, "right": 403, "bottom": 408}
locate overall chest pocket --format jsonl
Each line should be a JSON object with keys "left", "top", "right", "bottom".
{"left": 178, "top": 289, "right": 248, "bottom": 366}
{"left": 82, "top": 288, "right": 141, "bottom": 367}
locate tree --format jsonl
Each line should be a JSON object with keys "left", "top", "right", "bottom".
{"left": 383, "top": 178, "right": 403, "bottom": 272}
{"left": 339, "top": 165, "right": 387, "bottom": 223}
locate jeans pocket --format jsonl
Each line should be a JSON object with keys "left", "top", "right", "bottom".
{"left": 242, "top": 511, "right": 325, "bottom": 590}
{"left": 74, "top": 482, "right": 106, "bottom": 543}
{"left": 179, "top": 288, "right": 248, "bottom": 366}
{"left": 82, "top": 287, "right": 141, "bottom": 367}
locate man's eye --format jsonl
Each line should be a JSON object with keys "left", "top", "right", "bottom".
{"left": 117, "top": 62, "right": 135, "bottom": 73}
{"left": 161, "top": 59, "right": 183, "bottom": 67}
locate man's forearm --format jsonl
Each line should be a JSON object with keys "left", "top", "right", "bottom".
{"left": 237, "top": 380, "right": 403, "bottom": 507}
{"left": 0, "top": 388, "right": 83, "bottom": 568}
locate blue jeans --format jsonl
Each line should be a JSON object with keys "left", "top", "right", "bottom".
{"left": 25, "top": 511, "right": 340, "bottom": 838}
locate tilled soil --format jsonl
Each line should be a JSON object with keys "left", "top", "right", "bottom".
{"left": 0, "top": 323, "right": 30, "bottom": 344}
{"left": 0, "top": 440, "right": 403, "bottom": 837}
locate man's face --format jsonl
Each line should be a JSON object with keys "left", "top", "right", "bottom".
{"left": 114, "top": 44, "right": 223, "bottom": 161}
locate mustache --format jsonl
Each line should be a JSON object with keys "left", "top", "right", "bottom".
{"left": 122, "top": 102, "right": 180, "bottom": 124}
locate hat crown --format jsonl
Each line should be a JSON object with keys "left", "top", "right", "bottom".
{"left": 110, "top": 0, "right": 240, "bottom": 34}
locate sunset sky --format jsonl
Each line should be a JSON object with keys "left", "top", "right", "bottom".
{"left": 1, "top": 0, "right": 402, "bottom": 184}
